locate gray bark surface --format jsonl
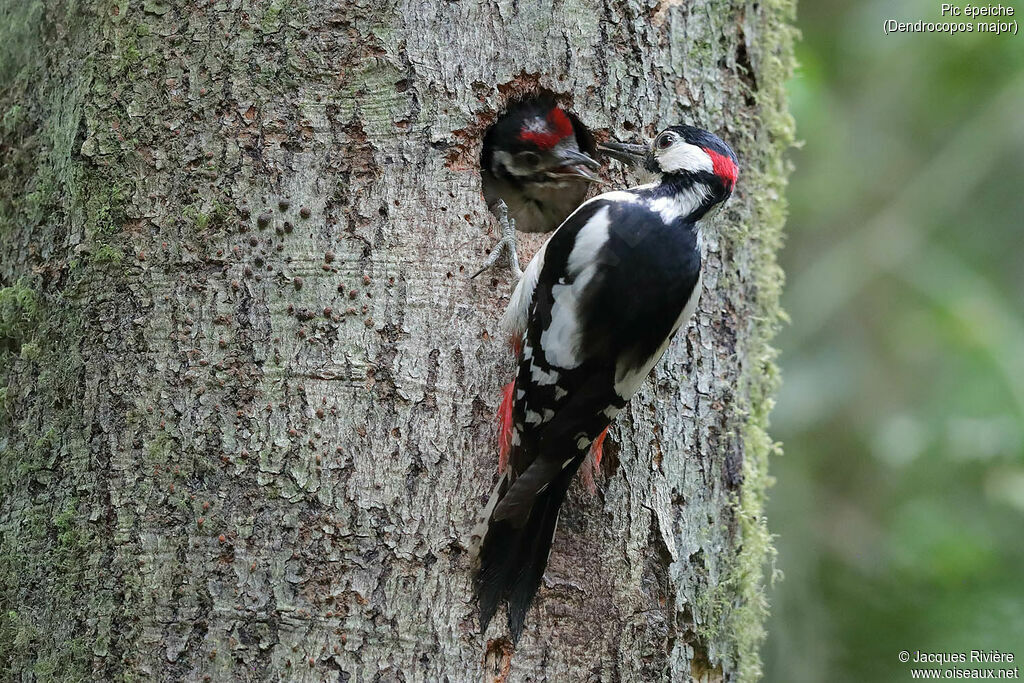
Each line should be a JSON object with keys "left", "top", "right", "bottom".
{"left": 0, "top": 0, "right": 793, "bottom": 680}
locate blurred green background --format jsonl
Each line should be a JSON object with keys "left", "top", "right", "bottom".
{"left": 764, "top": 0, "right": 1024, "bottom": 680}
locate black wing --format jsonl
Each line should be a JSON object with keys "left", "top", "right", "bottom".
{"left": 503, "top": 199, "right": 700, "bottom": 505}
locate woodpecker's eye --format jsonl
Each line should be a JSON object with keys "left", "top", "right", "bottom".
{"left": 656, "top": 133, "right": 676, "bottom": 150}
{"left": 516, "top": 151, "right": 541, "bottom": 168}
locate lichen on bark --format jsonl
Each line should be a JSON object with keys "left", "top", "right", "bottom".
{"left": 0, "top": 0, "right": 794, "bottom": 680}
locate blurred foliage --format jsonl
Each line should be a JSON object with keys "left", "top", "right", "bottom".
{"left": 764, "top": 0, "right": 1024, "bottom": 680}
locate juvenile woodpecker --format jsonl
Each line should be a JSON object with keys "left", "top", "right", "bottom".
{"left": 473, "top": 96, "right": 601, "bottom": 279}
{"left": 473, "top": 124, "right": 739, "bottom": 642}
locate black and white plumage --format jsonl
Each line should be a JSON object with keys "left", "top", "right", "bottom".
{"left": 473, "top": 96, "right": 600, "bottom": 279}
{"left": 473, "top": 124, "right": 739, "bottom": 642}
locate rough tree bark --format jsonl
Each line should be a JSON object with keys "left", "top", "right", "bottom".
{"left": 0, "top": 0, "right": 793, "bottom": 680}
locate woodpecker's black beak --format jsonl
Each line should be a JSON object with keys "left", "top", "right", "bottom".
{"left": 598, "top": 141, "right": 649, "bottom": 167}
{"left": 547, "top": 148, "right": 602, "bottom": 183}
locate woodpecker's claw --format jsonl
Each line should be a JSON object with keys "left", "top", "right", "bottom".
{"left": 471, "top": 200, "right": 523, "bottom": 281}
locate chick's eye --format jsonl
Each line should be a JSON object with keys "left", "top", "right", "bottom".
{"left": 657, "top": 134, "right": 675, "bottom": 149}
{"left": 517, "top": 151, "right": 540, "bottom": 167}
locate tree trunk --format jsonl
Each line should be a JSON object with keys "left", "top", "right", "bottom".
{"left": 0, "top": 1, "right": 793, "bottom": 680}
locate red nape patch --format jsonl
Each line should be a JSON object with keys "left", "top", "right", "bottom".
{"left": 497, "top": 382, "right": 516, "bottom": 474}
{"left": 707, "top": 149, "right": 738, "bottom": 190}
{"left": 518, "top": 107, "right": 574, "bottom": 150}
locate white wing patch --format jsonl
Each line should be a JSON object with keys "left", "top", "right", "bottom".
{"left": 500, "top": 194, "right": 634, "bottom": 341}
{"left": 566, "top": 207, "right": 611, "bottom": 276}
{"left": 536, "top": 207, "right": 615, "bottom": 369}
{"left": 541, "top": 263, "right": 600, "bottom": 369}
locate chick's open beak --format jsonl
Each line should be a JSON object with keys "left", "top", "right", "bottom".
{"left": 598, "top": 140, "right": 649, "bottom": 167}
{"left": 547, "top": 148, "right": 602, "bottom": 182}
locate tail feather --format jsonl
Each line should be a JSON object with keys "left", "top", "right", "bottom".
{"left": 476, "top": 516, "right": 518, "bottom": 633}
{"left": 475, "top": 463, "right": 579, "bottom": 642}
{"left": 505, "top": 469, "right": 574, "bottom": 641}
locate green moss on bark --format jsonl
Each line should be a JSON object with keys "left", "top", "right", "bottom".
{"left": 722, "top": 1, "right": 797, "bottom": 680}
{"left": 0, "top": 281, "right": 41, "bottom": 356}
{"left": 0, "top": 3, "right": 111, "bottom": 677}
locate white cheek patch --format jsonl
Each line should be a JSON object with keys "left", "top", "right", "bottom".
{"left": 492, "top": 150, "right": 516, "bottom": 175}
{"left": 657, "top": 142, "right": 714, "bottom": 174}
{"left": 492, "top": 149, "right": 535, "bottom": 177}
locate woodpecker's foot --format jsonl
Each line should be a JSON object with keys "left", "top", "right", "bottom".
{"left": 471, "top": 201, "right": 523, "bottom": 281}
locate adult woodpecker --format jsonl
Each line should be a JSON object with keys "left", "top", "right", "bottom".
{"left": 473, "top": 96, "right": 601, "bottom": 279}
{"left": 472, "top": 123, "right": 738, "bottom": 642}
